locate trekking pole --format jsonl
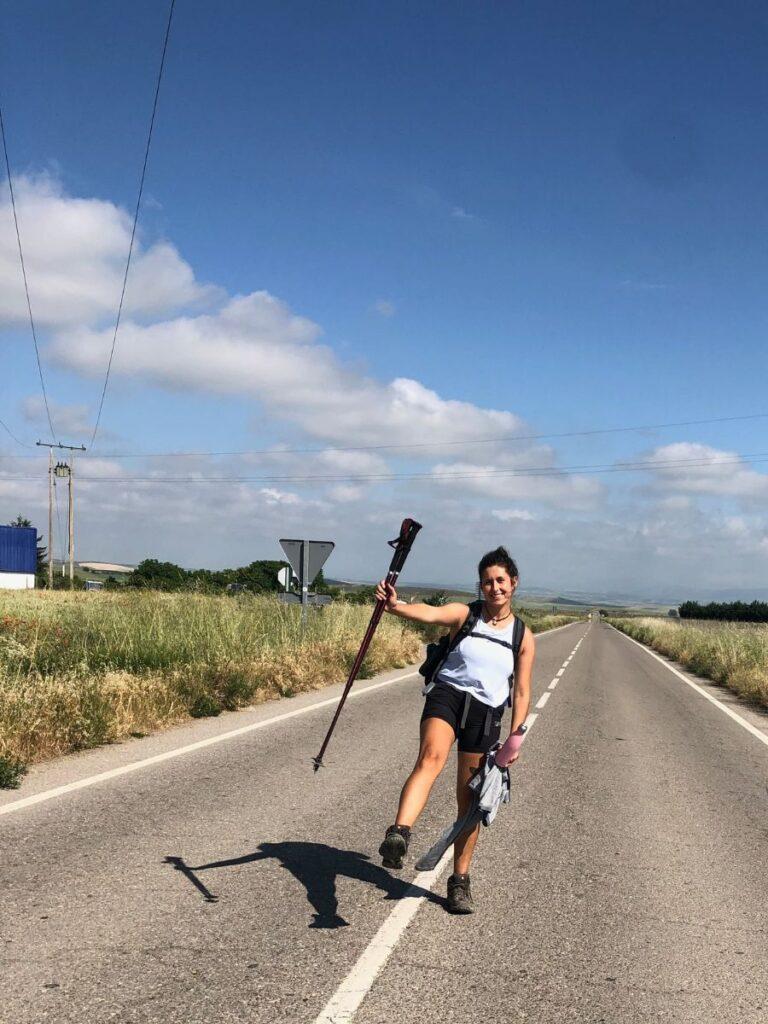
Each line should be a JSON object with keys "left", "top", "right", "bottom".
{"left": 312, "top": 517, "right": 422, "bottom": 771}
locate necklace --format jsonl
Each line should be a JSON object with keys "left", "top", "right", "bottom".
{"left": 485, "top": 606, "right": 513, "bottom": 626}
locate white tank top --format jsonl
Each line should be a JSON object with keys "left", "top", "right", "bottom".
{"left": 436, "top": 615, "right": 517, "bottom": 707}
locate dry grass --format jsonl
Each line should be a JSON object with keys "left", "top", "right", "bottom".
{"left": 0, "top": 590, "right": 420, "bottom": 777}
{"left": 609, "top": 616, "right": 768, "bottom": 708}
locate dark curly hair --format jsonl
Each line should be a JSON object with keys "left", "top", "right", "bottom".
{"left": 478, "top": 546, "right": 519, "bottom": 581}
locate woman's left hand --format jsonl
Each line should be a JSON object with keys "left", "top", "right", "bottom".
{"left": 495, "top": 748, "right": 520, "bottom": 768}
{"left": 495, "top": 730, "right": 525, "bottom": 767}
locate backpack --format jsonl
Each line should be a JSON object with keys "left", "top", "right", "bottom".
{"left": 418, "top": 600, "right": 526, "bottom": 706}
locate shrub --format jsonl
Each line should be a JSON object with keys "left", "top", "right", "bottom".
{"left": 0, "top": 754, "right": 28, "bottom": 789}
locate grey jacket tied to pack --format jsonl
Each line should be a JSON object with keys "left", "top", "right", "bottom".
{"left": 415, "top": 745, "right": 511, "bottom": 872}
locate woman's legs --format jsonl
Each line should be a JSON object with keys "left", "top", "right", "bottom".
{"left": 394, "top": 717, "right": 455, "bottom": 827}
{"left": 452, "top": 750, "right": 484, "bottom": 874}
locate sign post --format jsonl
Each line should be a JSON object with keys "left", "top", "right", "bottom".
{"left": 278, "top": 539, "right": 335, "bottom": 624}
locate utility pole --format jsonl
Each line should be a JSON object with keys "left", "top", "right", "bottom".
{"left": 36, "top": 441, "right": 86, "bottom": 588}
{"left": 48, "top": 448, "right": 53, "bottom": 588}
{"left": 68, "top": 454, "right": 75, "bottom": 585}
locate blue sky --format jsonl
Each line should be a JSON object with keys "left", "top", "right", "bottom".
{"left": 2, "top": 2, "right": 768, "bottom": 597}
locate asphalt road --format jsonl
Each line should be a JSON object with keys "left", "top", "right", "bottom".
{"left": 2, "top": 620, "right": 767, "bottom": 1023}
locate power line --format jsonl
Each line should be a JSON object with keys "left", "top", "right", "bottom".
{"left": 3, "top": 410, "right": 767, "bottom": 462}
{"left": 4, "top": 449, "right": 767, "bottom": 485}
{"left": 0, "top": 102, "right": 57, "bottom": 443}
{"left": 67, "top": 410, "right": 768, "bottom": 459}
{"left": 0, "top": 416, "right": 35, "bottom": 449}
{"left": 88, "top": 0, "right": 176, "bottom": 451}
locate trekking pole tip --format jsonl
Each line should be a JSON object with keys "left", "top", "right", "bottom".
{"left": 312, "top": 755, "right": 324, "bottom": 772}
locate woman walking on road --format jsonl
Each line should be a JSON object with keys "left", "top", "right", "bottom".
{"left": 375, "top": 546, "right": 534, "bottom": 914}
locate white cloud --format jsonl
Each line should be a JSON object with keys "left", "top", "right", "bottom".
{"left": 451, "top": 206, "right": 477, "bottom": 222}
{"left": 492, "top": 508, "right": 536, "bottom": 522}
{"left": 315, "top": 449, "right": 389, "bottom": 475}
{"left": 723, "top": 516, "right": 749, "bottom": 538}
{"left": 3, "top": 176, "right": 587, "bottom": 513}
{"left": 49, "top": 292, "right": 532, "bottom": 454}
{"left": 21, "top": 395, "right": 92, "bottom": 437}
{"left": 430, "top": 458, "right": 602, "bottom": 510}
{"left": 327, "top": 484, "right": 365, "bottom": 503}
{"left": 644, "top": 442, "right": 768, "bottom": 499}
{"left": 0, "top": 174, "right": 219, "bottom": 329}
{"left": 655, "top": 495, "right": 692, "bottom": 511}
{"left": 371, "top": 299, "right": 396, "bottom": 317}
{"left": 46, "top": 289, "right": 604, "bottom": 510}
{"left": 259, "top": 487, "right": 301, "bottom": 506}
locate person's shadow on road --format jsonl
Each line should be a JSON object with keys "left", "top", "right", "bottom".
{"left": 165, "top": 842, "right": 444, "bottom": 928}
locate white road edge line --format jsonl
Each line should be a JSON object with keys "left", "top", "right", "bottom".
{"left": 610, "top": 626, "right": 768, "bottom": 751}
{"left": 313, "top": 711, "right": 540, "bottom": 1024}
{"left": 2, "top": 622, "right": 580, "bottom": 817}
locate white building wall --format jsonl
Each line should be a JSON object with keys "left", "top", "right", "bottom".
{"left": 0, "top": 572, "right": 35, "bottom": 590}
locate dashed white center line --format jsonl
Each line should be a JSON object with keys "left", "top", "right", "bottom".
{"left": 536, "top": 692, "right": 551, "bottom": 709}
{"left": 525, "top": 711, "right": 539, "bottom": 731}
{"left": 556, "top": 668, "right": 565, "bottom": 677}
{"left": 548, "top": 679, "right": 559, "bottom": 690}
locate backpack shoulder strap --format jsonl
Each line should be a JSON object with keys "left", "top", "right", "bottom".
{"left": 511, "top": 616, "right": 526, "bottom": 655}
{"left": 450, "top": 599, "right": 483, "bottom": 648}
{"left": 465, "top": 599, "right": 484, "bottom": 629}
{"left": 506, "top": 616, "right": 527, "bottom": 708}
{"left": 421, "top": 600, "right": 484, "bottom": 695}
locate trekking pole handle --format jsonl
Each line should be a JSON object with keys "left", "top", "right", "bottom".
{"left": 386, "top": 518, "right": 422, "bottom": 576}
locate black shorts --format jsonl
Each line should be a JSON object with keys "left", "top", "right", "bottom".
{"left": 421, "top": 683, "right": 507, "bottom": 754}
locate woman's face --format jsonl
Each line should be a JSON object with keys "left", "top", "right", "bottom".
{"left": 480, "top": 564, "right": 517, "bottom": 605}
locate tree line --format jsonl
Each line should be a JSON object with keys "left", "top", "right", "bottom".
{"left": 678, "top": 600, "right": 768, "bottom": 622}
{"left": 108, "top": 558, "right": 337, "bottom": 596}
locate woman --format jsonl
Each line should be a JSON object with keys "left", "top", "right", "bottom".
{"left": 374, "top": 546, "right": 534, "bottom": 914}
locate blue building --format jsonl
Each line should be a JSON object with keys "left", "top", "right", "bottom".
{"left": 0, "top": 525, "right": 37, "bottom": 589}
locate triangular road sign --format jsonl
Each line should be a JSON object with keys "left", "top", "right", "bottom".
{"left": 279, "top": 540, "right": 303, "bottom": 581}
{"left": 307, "top": 541, "right": 334, "bottom": 585}
{"left": 279, "top": 539, "right": 335, "bottom": 587}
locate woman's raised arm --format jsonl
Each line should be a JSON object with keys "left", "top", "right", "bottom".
{"left": 374, "top": 580, "right": 469, "bottom": 629}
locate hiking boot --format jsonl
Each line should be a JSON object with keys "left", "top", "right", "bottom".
{"left": 447, "top": 872, "right": 474, "bottom": 914}
{"left": 379, "top": 824, "right": 411, "bottom": 869}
